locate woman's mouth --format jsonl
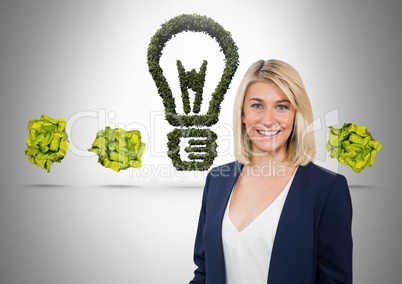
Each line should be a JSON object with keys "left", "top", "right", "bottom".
{"left": 257, "top": 130, "right": 280, "bottom": 137}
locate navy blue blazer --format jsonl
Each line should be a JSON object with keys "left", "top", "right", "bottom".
{"left": 189, "top": 161, "right": 353, "bottom": 284}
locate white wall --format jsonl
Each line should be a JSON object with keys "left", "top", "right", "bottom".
{"left": 0, "top": 0, "right": 401, "bottom": 283}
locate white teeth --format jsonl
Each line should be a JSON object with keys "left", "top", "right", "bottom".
{"left": 258, "top": 130, "right": 279, "bottom": 137}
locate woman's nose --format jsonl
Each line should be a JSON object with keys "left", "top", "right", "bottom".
{"left": 261, "top": 109, "right": 275, "bottom": 126}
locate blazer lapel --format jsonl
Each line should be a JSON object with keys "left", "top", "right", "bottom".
{"left": 205, "top": 161, "right": 244, "bottom": 283}
{"left": 267, "top": 165, "right": 314, "bottom": 284}
{"left": 210, "top": 161, "right": 244, "bottom": 228}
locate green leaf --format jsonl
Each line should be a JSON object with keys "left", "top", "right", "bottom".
{"left": 327, "top": 123, "right": 382, "bottom": 173}
{"left": 88, "top": 126, "right": 145, "bottom": 172}
{"left": 25, "top": 115, "right": 70, "bottom": 173}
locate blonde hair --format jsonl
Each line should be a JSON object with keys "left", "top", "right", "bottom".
{"left": 233, "top": 59, "right": 316, "bottom": 166}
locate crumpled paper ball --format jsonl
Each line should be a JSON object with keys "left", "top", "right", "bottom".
{"left": 25, "top": 115, "right": 70, "bottom": 173}
{"left": 326, "top": 123, "right": 382, "bottom": 173}
{"left": 88, "top": 126, "right": 145, "bottom": 172}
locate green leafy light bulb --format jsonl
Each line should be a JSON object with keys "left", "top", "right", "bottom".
{"left": 147, "top": 14, "right": 239, "bottom": 171}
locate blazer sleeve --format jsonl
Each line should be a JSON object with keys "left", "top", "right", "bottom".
{"left": 317, "top": 174, "right": 353, "bottom": 283}
{"left": 189, "top": 173, "right": 211, "bottom": 284}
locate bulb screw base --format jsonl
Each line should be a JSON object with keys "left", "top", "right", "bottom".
{"left": 167, "top": 128, "right": 218, "bottom": 171}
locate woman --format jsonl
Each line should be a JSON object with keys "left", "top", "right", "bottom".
{"left": 189, "top": 59, "right": 353, "bottom": 284}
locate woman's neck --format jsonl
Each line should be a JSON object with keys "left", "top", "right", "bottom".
{"left": 248, "top": 152, "right": 289, "bottom": 167}
{"left": 246, "top": 154, "right": 295, "bottom": 178}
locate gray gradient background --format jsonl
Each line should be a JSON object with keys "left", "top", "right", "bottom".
{"left": 1, "top": 0, "right": 401, "bottom": 283}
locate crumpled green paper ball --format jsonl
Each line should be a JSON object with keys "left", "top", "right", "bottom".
{"left": 88, "top": 127, "right": 145, "bottom": 172}
{"left": 25, "top": 115, "right": 70, "bottom": 173}
{"left": 326, "top": 123, "right": 382, "bottom": 173}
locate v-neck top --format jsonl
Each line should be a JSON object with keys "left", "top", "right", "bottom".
{"left": 221, "top": 168, "right": 298, "bottom": 284}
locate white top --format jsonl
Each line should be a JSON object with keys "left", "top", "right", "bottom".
{"left": 222, "top": 168, "right": 297, "bottom": 284}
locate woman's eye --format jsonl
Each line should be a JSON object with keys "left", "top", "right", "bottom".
{"left": 276, "top": 104, "right": 289, "bottom": 110}
{"left": 251, "top": 103, "right": 263, "bottom": 109}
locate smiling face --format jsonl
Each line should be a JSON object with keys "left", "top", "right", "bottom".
{"left": 242, "top": 80, "right": 296, "bottom": 159}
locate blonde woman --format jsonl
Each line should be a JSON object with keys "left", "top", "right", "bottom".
{"left": 189, "top": 59, "right": 353, "bottom": 284}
